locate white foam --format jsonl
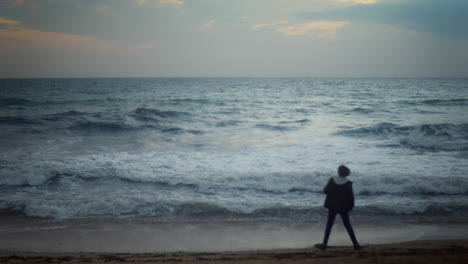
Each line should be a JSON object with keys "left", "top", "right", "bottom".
{"left": 0, "top": 165, "right": 55, "bottom": 186}
{"left": 1, "top": 146, "right": 467, "bottom": 219}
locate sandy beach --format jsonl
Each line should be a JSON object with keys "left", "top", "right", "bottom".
{"left": 1, "top": 240, "right": 467, "bottom": 264}
{"left": 1, "top": 216, "right": 468, "bottom": 263}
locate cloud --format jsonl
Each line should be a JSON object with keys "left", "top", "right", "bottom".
{"left": 252, "top": 20, "right": 288, "bottom": 29}
{"left": 1, "top": 0, "right": 35, "bottom": 8}
{"left": 203, "top": 19, "right": 216, "bottom": 28}
{"left": 95, "top": 5, "right": 111, "bottom": 15}
{"left": 300, "top": 0, "right": 468, "bottom": 38}
{"left": 0, "top": 17, "right": 20, "bottom": 26}
{"left": 0, "top": 17, "right": 154, "bottom": 51}
{"left": 157, "top": 0, "right": 183, "bottom": 5}
{"left": 1, "top": 0, "right": 68, "bottom": 8}
{"left": 337, "top": 0, "right": 377, "bottom": 4}
{"left": 0, "top": 27, "right": 110, "bottom": 47}
{"left": 277, "top": 21, "right": 349, "bottom": 38}
{"left": 4, "top": 0, "right": 24, "bottom": 6}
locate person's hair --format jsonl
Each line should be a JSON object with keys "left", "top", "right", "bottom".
{"left": 338, "top": 165, "right": 351, "bottom": 177}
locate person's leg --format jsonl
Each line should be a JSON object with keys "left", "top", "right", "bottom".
{"left": 321, "top": 210, "right": 337, "bottom": 248}
{"left": 339, "top": 212, "right": 360, "bottom": 249}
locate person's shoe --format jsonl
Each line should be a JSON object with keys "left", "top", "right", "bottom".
{"left": 353, "top": 245, "right": 361, "bottom": 250}
{"left": 314, "top": 243, "right": 327, "bottom": 250}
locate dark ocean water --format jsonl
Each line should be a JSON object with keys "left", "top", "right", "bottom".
{"left": 0, "top": 78, "right": 467, "bottom": 220}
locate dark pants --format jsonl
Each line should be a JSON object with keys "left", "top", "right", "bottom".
{"left": 322, "top": 210, "right": 359, "bottom": 248}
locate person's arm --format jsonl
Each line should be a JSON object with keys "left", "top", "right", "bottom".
{"left": 348, "top": 182, "right": 355, "bottom": 211}
{"left": 323, "top": 178, "right": 332, "bottom": 194}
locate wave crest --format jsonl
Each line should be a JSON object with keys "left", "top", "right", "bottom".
{"left": 337, "top": 122, "right": 468, "bottom": 151}
{"left": 401, "top": 98, "right": 468, "bottom": 106}
{"left": 0, "top": 97, "right": 35, "bottom": 106}
{"left": 1, "top": 201, "right": 467, "bottom": 220}
{"left": 338, "top": 123, "right": 468, "bottom": 138}
{"left": 0, "top": 107, "right": 199, "bottom": 134}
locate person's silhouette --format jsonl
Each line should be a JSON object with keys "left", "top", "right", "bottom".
{"left": 316, "top": 165, "right": 360, "bottom": 250}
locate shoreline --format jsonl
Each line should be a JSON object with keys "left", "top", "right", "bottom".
{"left": 1, "top": 240, "right": 468, "bottom": 263}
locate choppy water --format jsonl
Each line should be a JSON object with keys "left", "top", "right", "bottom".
{"left": 1, "top": 78, "right": 467, "bottom": 220}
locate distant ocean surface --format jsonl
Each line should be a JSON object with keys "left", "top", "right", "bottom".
{"left": 1, "top": 78, "right": 467, "bottom": 220}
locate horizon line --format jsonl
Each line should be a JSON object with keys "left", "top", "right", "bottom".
{"left": 1, "top": 76, "right": 467, "bottom": 79}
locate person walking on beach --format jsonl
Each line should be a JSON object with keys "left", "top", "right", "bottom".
{"left": 316, "top": 165, "right": 361, "bottom": 250}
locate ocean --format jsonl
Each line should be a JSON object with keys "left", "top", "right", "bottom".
{"left": 1, "top": 78, "right": 468, "bottom": 221}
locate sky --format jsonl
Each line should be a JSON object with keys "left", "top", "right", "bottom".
{"left": 0, "top": 0, "right": 467, "bottom": 78}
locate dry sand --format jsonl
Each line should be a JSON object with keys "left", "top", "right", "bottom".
{"left": 1, "top": 240, "right": 468, "bottom": 264}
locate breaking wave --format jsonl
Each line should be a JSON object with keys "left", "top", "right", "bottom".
{"left": 2, "top": 160, "right": 468, "bottom": 197}
{"left": 401, "top": 98, "right": 468, "bottom": 106}
{"left": 337, "top": 123, "right": 468, "bottom": 151}
{"left": 337, "top": 123, "right": 468, "bottom": 139}
{"left": 0, "top": 97, "right": 36, "bottom": 106}
{"left": 1, "top": 200, "right": 467, "bottom": 220}
{"left": 0, "top": 107, "right": 199, "bottom": 134}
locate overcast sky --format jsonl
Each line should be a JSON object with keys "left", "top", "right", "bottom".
{"left": 0, "top": 0, "right": 467, "bottom": 78}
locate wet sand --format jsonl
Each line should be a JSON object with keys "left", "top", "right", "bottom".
{"left": 1, "top": 240, "right": 468, "bottom": 263}
{"left": 1, "top": 216, "right": 468, "bottom": 252}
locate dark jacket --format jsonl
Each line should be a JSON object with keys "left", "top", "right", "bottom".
{"left": 323, "top": 177, "right": 355, "bottom": 212}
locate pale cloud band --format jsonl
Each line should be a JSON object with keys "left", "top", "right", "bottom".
{"left": 251, "top": 19, "right": 350, "bottom": 39}
{"left": 337, "top": 0, "right": 377, "bottom": 4}
{"left": 277, "top": 21, "right": 350, "bottom": 38}
{"left": 136, "top": 0, "right": 183, "bottom": 5}
{"left": 157, "top": 0, "right": 183, "bottom": 5}
{"left": 5, "top": 0, "right": 25, "bottom": 7}
{"left": 203, "top": 20, "right": 216, "bottom": 28}
{"left": 0, "top": 18, "right": 115, "bottom": 48}
{"left": 252, "top": 20, "right": 289, "bottom": 30}
{"left": 0, "top": 17, "right": 156, "bottom": 50}
{"left": 0, "top": 17, "right": 19, "bottom": 26}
